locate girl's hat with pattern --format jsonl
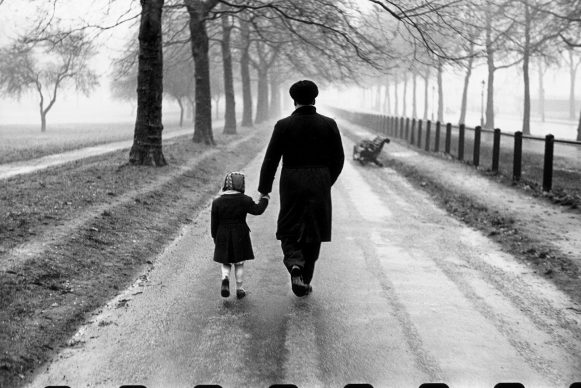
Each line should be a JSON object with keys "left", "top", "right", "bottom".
{"left": 223, "top": 171, "right": 245, "bottom": 193}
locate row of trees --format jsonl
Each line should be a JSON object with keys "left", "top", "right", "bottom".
{"left": 357, "top": 0, "right": 581, "bottom": 139}
{"left": 126, "top": 0, "right": 403, "bottom": 164}
{"left": 1, "top": 0, "right": 580, "bottom": 160}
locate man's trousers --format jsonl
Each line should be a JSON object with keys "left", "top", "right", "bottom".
{"left": 281, "top": 239, "right": 322, "bottom": 285}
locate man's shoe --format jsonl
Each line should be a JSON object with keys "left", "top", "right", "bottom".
{"left": 221, "top": 278, "right": 230, "bottom": 298}
{"left": 236, "top": 288, "right": 246, "bottom": 299}
{"left": 290, "top": 265, "right": 308, "bottom": 297}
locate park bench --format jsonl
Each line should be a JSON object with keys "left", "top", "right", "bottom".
{"left": 353, "top": 136, "right": 390, "bottom": 166}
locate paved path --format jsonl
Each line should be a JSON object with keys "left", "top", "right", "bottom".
{"left": 341, "top": 119, "right": 581, "bottom": 272}
{"left": 0, "top": 127, "right": 195, "bottom": 180}
{"left": 27, "top": 135, "right": 581, "bottom": 388}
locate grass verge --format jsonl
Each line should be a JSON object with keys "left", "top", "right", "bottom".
{"left": 0, "top": 119, "right": 186, "bottom": 165}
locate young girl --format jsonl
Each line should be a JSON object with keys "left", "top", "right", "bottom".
{"left": 211, "top": 172, "right": 269, "bottom": 298}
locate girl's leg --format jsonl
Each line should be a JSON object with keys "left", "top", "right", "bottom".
{"left": 234, "top": 263, "right": 245, "bottom": 299}
{"left": 221, "top": 264, "right": 231, "bottom": 298}
{"left": 221, "top": 264, "right": 231, "bottom": 279}
{"left": 234, "top": 263, "right": 244, "bottom": 288}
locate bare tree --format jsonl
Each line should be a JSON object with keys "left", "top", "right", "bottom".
{"left": 238, "top": 18, "right": 253, "bottom": 126}
{"left": 165, "top": 53, "right": 195, "bottom": 127}
{"left": 482, "top": 0, "right": 519, "bottom": 129}
{"left": 220, "top": 10, "right": 236, "bottom": 134}
{"left": 185, "top": 0, "right": 218, "bottom": 145}
{"left": 563, "top": 48, "right": 581, "bottom": 120}
{"left": 437, "top": 59, "right": 444, "bottom": 122}
{"left": 0, "top": 30, "right": 98, "bottom": 132}
{"left": 251, "top": 41, "right": 279, "bottom": 124}
{"left": 421, "top": 66, "right": 430, "bottom": 121}
{"left": 129, "top": 0, "right": 166, "bottom": 166}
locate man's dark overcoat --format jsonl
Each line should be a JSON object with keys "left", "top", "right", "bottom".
{"left": 258, "top": 105, "right": 344, "bottom": 243}
{"left": 211, "top": 193, "right": 268, "bottom": 263}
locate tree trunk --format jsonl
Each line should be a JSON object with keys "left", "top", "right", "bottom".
{"left": 538, "top": 58, "right": 545, "bottom": 122}
{"left": 40, "top": 111, "right": 47, "bottom": 133}
{"left": 423, "top": 68, "right": 430, "bottom": 121}
{"left": 282, "top": 86, "right": 291, "bottom": 114}
{"left": 484, "top": 8, "right": 495, "bottom": 129}
{"left": 129, "top": 0, "right": 166, "bottom": 166}
{"left": 187, "top": 3, "right": 215, "bottom": 145}
{"left": 522, "top": 2, "right": 531, "bottom": 135}
{"left": 186, "top": 100, "right": 193, "bottom": 120}
{"left": 394, "top": 73, "right": 399, "bottom": 116}
{"left": 240, "top": 21, "right": 253, "bottom": 127}
{"left": 437, "top": 60, "right": 444, "bottom": 122}
{"left": 270, "top": 74, "right": 281, "bottom": 118}
{"left": 402, "top": 73, "right": 408, "bottom": 117}
{"left": 569, "top": 50, "right": 577, "bottom": 120}
{"left": 412, "top": 71, "right": 417, "bottom": 118}
{"left": 188, "top": 97, "right": 195, "bottom": 123}
{"left": 177, "top": 97, "right": 184, "bottom": 127}
{"left": 577, "top": 108, "right": 581, "bottom": 141}
{"left": 255, "top": 67, "right": 269, "bottom": 124}
{"left": 374, "top": 85, "right": 381, "bottom": 111}
{"left": 459, "top": 45, "right": 474, "bottom": 125}
{"left": 384, "top": 77, "right": 391, "bottom": 115}
{"left": 221, "top": 13, "right": 236, "bottom": 134}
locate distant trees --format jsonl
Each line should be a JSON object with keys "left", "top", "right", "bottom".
{"left": 0, "top": 31, "right": 98, "bottom": 132}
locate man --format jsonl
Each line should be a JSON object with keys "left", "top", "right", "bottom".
{"left": 258, "top": 80, "right": 344, "bottom": 297}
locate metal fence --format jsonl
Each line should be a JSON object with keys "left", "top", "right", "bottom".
{"left": 330, "top": 107, "right": 581, "bottom": 195}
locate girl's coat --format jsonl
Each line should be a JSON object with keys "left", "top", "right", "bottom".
{"left": 211, "top": 193, "right": 268, "bottom": 264}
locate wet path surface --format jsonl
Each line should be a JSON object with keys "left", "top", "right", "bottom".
{"left": 27, "top": 136, "right": 581, "bottom": 388}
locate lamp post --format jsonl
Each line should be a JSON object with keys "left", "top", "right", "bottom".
{"left": 480, "top": 80, "right": 485, "bottom": 127}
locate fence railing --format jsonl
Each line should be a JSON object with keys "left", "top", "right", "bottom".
{"left": 329, "top": 107, "right": 581, "bottom": 194}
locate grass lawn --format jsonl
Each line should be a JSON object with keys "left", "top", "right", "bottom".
{"left": 0, "top": 115, "right": 189, "bottom": 165}
{"left": 389, "top": 121, "right": 581, "bottom": 206}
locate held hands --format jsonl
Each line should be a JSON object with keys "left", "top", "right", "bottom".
{"left": 259, "top": 192, "right": 270, "bottom": 201}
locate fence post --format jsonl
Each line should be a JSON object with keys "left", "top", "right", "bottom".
{"left": 543, "top": 134, "right": 554, "bottom": 192}
{"left": 445, "top": 123, "right": 452, "bottom": 154}
{"left": 400, "top": 117, "right": 405, "bottom": 139}
{"left": 405, "top": 118, "right": 410, "bottom": 142}
{"left": 425, "top": 120, "right": 431, "bottom": 151}
{"left": 458, "top": 123, "right": 465, "bottom": 160}
{"left": 383, "top": 116, "right": 387, "bottom": 135}
{"left": 410, "top": 118, "right": 416, "bottom": 145}
{"left": 492, "top": 128, "right": 501, "bottom": 172}
{"left": 473, "top": 125, "right": 481, "bottom": 167}
{"left": 417, "top": 120, "right": 423, "bottom": 148}
{"left": 513, "top": 131, "right": 523, "bottom": 182}
{"left": 435, "top": 121, "right": 441, "bottom": 152}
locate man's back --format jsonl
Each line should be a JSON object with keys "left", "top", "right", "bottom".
{"left": 258, "top": 105, "right": 344, "bottom": 195}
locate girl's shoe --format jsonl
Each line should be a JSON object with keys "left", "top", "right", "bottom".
{"left": 221, "top": 278, "right": 230, "bottom": 297}
{"left": 236, "top": 288, "right": 246, "bottom": 299}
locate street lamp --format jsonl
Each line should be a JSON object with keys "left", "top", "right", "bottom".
{"left": 480, "top": 80, "right": 485, "bottom": 127}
